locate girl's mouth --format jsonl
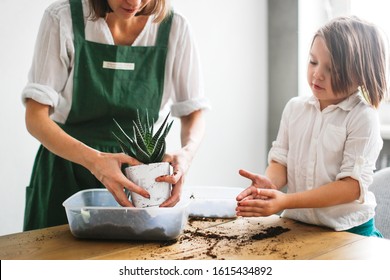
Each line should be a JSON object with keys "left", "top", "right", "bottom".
{"left": 122, "top": 7, "right": 136, "bottom": 14}
{"left": 312, "top": 83, "right": 324, "bottom": 90}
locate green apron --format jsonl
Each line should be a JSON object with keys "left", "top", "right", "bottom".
{"left": 23, "top": 0, "right": 173, "bottom": 230}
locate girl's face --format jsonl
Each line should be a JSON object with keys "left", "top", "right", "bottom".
{"left": 307, "top": 36, "right": 357, "bottom": 110}
{"left": 107, "top": 0, "right": 151, "bottom": 19}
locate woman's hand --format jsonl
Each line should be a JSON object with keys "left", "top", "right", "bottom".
{"left": 155, "top": 150, "right": 190, "bottom": 207}
{"left": 88, "top": 152, "right": 150, "bottom": 207}
{"left": 25, "top": 98, "right": 150, "bottom": 207}
{"left": 155, "top": 110, "right": 206, "bottom": 207}
{"left": 236, "top": 188, "right": 287, "bottom": 217}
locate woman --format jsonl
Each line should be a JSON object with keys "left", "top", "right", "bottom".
{"left": 22, "top": 0, "right": 209, "bottom": 230}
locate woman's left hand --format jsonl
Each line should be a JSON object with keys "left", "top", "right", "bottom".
{"left": 156, "top": 110, "right": 205, "bottom": 207}
{"left": 155, "top": 150, "right": 191, "bottom": 207}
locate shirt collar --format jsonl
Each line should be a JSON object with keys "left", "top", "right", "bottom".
{"left": 305, "top": 91, "right": 365, "bottom": 112}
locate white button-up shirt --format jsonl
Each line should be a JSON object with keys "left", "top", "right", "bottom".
{"left": 269, "top": 93, "right": 383, "bottom": 231}
{"left": 21, "top": 0, "right": 210, "bottom": 124}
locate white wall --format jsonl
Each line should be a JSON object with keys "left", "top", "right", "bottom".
{"left": 0, "top": 0, "right": 268, "bottom": 235}
{"left": 0, "top": 0, "right": 53, "bottom": 235}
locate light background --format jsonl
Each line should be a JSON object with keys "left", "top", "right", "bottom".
{"left": 1, "top": 0, "right": 389, "bottom": 236}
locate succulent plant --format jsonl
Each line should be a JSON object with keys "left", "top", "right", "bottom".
{"left": 112, "top": 110, "right": 173, "bottom": 164}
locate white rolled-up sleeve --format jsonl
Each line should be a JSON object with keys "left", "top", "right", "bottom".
{"left": 22, "top": 83, "right": 59, "bottom": 107}
{"left": 336, "top": 106, "right": 383, "bottom": 203}
{"left": 21, "top": 7, "right": 72, "bottom": 112}
{"left": 268, "top": 100, "right": 292, "bottom": 166}
{"left": 170, "top": 97, "right": 210, "bottom": 117}
{"left": 167, "top": 15, "right": 210, "bottom": 117}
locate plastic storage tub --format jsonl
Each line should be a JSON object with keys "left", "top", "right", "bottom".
{"left": 182, "top": 186, "right": 244, "bottom": 218}
{"left": 63, "top": 189, "right": 190, "bottom": 241}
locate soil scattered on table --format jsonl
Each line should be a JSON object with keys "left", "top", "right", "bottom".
{"left": 163, "top": 218, "right": 293, "bottom": 260}
{"left": 251, "top": 226, "right": 290, "bottom": 240}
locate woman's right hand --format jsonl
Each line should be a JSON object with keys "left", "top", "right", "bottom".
{"left": 25, "top": 98, "right": 150, "bottom": 207}
{"left": 87, "top": 151, "right": 150, "bottom": 207}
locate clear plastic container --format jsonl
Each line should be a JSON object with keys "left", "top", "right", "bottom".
{"left": 182, "top": 186, "right": 244, "bottom": 218}
{"left": 63, "top": 189, "right": 190, "bottom": 241}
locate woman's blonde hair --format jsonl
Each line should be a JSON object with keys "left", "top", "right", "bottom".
{"left": 313, "top": 16, "right": 388, "bottom": 108}
{"left": 88, "top": 0, "right": 171, "bottom": 23}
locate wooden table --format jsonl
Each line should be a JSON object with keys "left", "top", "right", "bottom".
{"left": 1, "top": 215, "right": 389, "bottom": 260}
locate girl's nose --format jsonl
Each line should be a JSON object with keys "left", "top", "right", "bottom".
{"left": 125, "top": 0, "right": 141, "bottom": 6}
{"left": 313, "top": 70, "right": 324, "bottom": 81}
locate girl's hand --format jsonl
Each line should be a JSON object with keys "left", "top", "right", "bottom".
{"left": 89, "top": 151, "right": 150, "bottom": 207}
{"left": 236, "top": 169, "right": 277, "bottom": 201}
{"left": 236, "top": 188, "right": 287, "bottom": 217}
{"left": 155, "top": 150, "right": 192, "bottom": 207}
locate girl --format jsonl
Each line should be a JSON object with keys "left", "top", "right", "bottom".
{"left": 22, "top": 0, "right": 209, "bottom": 230}
{"left": 236, "top": 16, "right": 388, "bottom": 237}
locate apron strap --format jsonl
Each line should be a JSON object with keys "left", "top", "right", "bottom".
{"left": 155, "top": 11, "right": 174, "bottom": 48}
{"left": 69, "top": 0, "right": 85, "bottom": 40}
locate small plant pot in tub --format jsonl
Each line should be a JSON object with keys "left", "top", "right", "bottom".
{"left": 112, "top": 110, "right": 173, "bottom": 208}
{"left": 125, "top": 162, "right": 170, "bottom": 207}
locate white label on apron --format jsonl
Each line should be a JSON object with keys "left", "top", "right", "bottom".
{"left": 102, "top": 61, "right": 135, "bottom": 70}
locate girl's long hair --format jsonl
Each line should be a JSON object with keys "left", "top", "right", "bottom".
{"left": 313, "top": 16, "right": 388, "bottom": 107}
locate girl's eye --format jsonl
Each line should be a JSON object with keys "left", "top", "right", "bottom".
{"left": 309, "top": 60, "right": 317, "bottom": 65}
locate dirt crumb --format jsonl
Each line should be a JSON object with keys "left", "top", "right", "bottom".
{"left": 251, "top": 226, "right": 290, "bottom": 240}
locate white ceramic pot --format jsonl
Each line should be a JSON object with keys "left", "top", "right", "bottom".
{"left": 125, "top": 162, "right": 171, "bottom": 208}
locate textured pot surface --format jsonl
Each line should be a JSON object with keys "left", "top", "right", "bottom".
{"left": 125, "top": 162, "right": 171, "bottom": 207}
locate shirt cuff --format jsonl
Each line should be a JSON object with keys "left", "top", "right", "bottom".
{"left": 336, "top": 156, "right": 368, "bottom": 203}
{"left": 21, "top": 83, "right": 59, "bottom": 107}
{"left": 268, "top": 144, "right": 288, "bottom": 166}
{"left": 170, "top": 97, "right": 211, "bottom": 117}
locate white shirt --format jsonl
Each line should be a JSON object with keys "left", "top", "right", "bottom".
{"left": 21, "top": 0, "right": 210, "bottom": 123}
{"left": 269, "top": 93, "right": 383, "bottom": 231}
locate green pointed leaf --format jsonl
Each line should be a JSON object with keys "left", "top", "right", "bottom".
{"left": 150, "top": 121, "right": 172, "bottom": 160}
{"left": 112, "top": 112, "right": 173, "bottom": 164}
{"left": 151, "top": 141, "right": 166, "bottom": 162}
{"left": 113, "top": 119, "right": 133, "bottom": 143}
{"left": 133, "top": 122, "right": 150, "bottom": 154}
{"left": 112, "top": 132, "right": 137, "bottom": 158}
{"left": 132, "top": 139, "right": 153, "bottom": 164}
{"left": 151, "top": 112, "right": 171, "bottom": 145}
{"left": 145, "top": 109, "right": 153, "bottom": 135}
{"left": 135, "top": 109, "right": 145, "bottom": 136}
{"left": 112, "top": 119, "right": 137, "bottom": 154}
